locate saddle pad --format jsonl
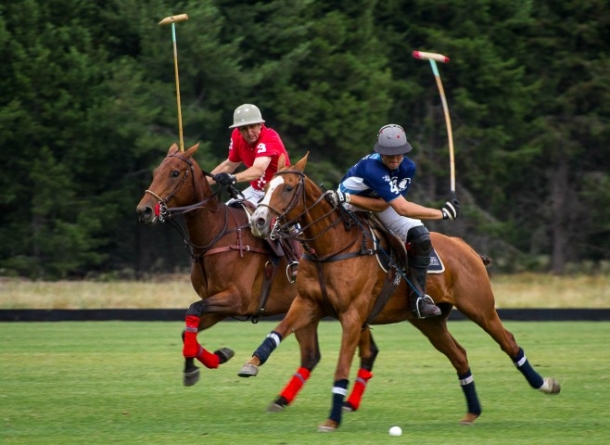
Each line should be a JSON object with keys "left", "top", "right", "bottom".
{"left": 428, "top": 247, "right": 445, "bottom": 274}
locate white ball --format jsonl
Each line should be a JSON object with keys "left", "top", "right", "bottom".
{"left": 389, "top": 426, "right": 402, "bottom": 436}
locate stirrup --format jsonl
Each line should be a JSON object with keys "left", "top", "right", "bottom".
{"left": 286, "top": 261, "right": 299, "bottom": 284}
{"left": 412, "top": 294, "right": 442, "bottom": 319}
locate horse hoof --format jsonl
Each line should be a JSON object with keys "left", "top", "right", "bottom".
{"left": 459, "top": 412, "right": 479, "bottom": 425}
{"left": 214, "top": 347, "right": 235, "bottom": 364}
{"left": 539, "top": 377, "right": 561, "bottom": 394}
{"left": 183, "top": 367, "right": 200, "bottom": 387}
{"left": 267, "top": 402, "right": 285, "bottom": 413}
{"left": 342, "top": 402, "right": 356, "bottom": 412}
{"left": 317, "top": 420, "right": 338, "bottom": 432}
{"left": 238, "top": 363, "right": 259, "bottom": 378}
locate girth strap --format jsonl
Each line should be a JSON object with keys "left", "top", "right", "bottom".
{"left": 364, "top": 265, "right": 401, "bottom": 325}
{"left": 203, "top": 244, "right": 269, "bottom": 257}
{"left": 252, "top": 258, "right": 280, "bottom": 323}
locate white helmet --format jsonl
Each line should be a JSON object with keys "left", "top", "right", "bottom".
{"left": 373, "top": 124, "right": 413, "bottom": 155}
{"left": 229, "top": 104, "right": 265, "bottom": 128}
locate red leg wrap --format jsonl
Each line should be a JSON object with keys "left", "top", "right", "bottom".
{"left": 182, "top": 315, "right": 200, "bottom": 358}
{"left": 345, "top": 368, "right": 373, "bottom": 411}
{"left": 279, "top": 367, "right": 311, "bottom": 404}
{"left": 195, "top": 345, "right": 220, "bottom": 369}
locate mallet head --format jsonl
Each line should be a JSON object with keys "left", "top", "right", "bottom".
{"left": 412, "top": 50, "right": 450, "bottom": 63}
{"left": 158, "top": 14, "right": 189, "bottom": 26}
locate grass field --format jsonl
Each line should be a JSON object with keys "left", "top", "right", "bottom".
{"left": 1, "top": 320, "right": 609, "bottom": 444}
{"left": 1, "top": 272, "right": 610, "bottom": 309}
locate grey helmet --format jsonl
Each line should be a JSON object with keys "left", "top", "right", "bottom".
{"left": 229, "top": 104, "right": 265, "bottom": 128}
{"left": 373, "top": 124, "right": 413, "bottom": 155}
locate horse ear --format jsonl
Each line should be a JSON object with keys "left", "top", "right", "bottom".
{"left": 294, "top": 152, "right": 309, "bottom": 172}
{"left": 185, "top": 143, "right": 200, "bottom": 158}
{"left": 168, "top": 143, "right": 179, "bottom": 155}
{"left": 278, "top": 153, "right": 287, "bottom": 170}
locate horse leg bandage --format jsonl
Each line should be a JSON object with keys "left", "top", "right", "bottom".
{"left": 512, "top": 347, "right": 544, "bottom": 388}
{"left": 458, "top": 369, "right": 482, "bottom": 415}
{"left": 279, "top": 367, "right": 311, "bottom": 404}
{"left": 182, "top": 315, "right": 200, "bottom": 357}
{"left": 328, "top": 379, "right": 349, "bottom": 424}
{"left": 253, "top": 331, "right": 282, "bottom": 365}
{"left": 195, "top": 345, "right": 220, "bottom": 369}
{"left": 345, "top": 368, "right": 373, "bottom": 411}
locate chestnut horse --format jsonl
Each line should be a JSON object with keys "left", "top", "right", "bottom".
{"left": 239, "top": 153, "right": 560, "bottom": 432}
{"left": 136, "top": 143, "right": 300, "bottom": 386}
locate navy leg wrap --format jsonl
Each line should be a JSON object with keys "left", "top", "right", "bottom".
{"left": 328, "top": 379, "right": 349, "bottom": 424}
{"left": 458, "top": 369, "right": 482, "bottom": 415}
{"left": 253, "top": 331, "right": 283, "bottom": 365}
{"left": 512, "top": 347, "right": 544, "bottom": 388}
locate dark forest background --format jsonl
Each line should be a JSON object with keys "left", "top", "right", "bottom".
{"left": 1, "top": 0, "right": 609, "bottom": 279}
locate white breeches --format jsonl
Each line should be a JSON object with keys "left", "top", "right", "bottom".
{"left": 227, "top": 186, "right": 265, "bottom": 207}
{"left": 345, "top": 204, "right": 423, "bottom": 242}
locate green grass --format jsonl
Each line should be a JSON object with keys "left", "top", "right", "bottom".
{"left": 1, "top": 321, "right": 609, "bottom": 444}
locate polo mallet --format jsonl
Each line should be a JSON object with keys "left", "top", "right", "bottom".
{"left": 412, "top": 51, "right": 456, "bottom": 198}
{"left": 159, "top": 13, "right": 189, "bottom": 151}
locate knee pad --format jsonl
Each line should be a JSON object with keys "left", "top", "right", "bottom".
{"left": 407, "top": 226, "right": 431, "bottom": 256}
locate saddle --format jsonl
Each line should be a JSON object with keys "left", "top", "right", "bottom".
{"left": 365, "top": 214, "right": 445, "bottom": 274}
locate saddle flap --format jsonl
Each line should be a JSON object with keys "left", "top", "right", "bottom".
{"left": 366, "top": 214, "right": 409, "bottom": 270}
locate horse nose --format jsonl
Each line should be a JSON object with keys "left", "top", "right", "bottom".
{"left": 136, "top": 204, "right": 154, "bottom": 224}
{"left": 253, "top": 216, "right": 268, "bottom": 235}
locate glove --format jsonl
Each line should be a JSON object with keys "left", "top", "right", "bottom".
{"left": 214, "top": 172, "right": 236, "bottom": 186}
{"left": 441, "top": 198, "right": 460, "bottom": 220}
{"left": 324, "top": 189, "right": 350, "bottom": 208}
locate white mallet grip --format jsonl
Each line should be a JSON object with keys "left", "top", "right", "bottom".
{"left": 412, "top": 51, "right": 450, "bottom": 63}
{"left": 158, "top": 14, "right": 189, "bottom": 26}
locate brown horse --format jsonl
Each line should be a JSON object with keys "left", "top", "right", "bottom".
{"left": 136, "top": 143, "right": 300, "bottom": 385}
{"left": 239, "top": 153, "right": 560, "bottom": 432}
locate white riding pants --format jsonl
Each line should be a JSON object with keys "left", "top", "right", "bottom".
{"left": 345, "top": 204, "right": 423, "bottom": 242}
{"left": 226, "top": 186, "right": 265, "bottom": 207}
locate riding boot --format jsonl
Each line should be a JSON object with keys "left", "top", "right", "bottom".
{"left": 408, "top": 265, "right": 442, "bottom": 318}
{"left": 406, "top": 226, "right": 441, "bottom": 319}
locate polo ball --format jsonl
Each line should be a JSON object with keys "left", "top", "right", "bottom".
{"left": 389, "top": 426, "right": 402, "bottom": 436}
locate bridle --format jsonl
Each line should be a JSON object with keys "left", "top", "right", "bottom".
{"left": 258, "top": 170, "right": 369, "bottom": 263}
{"left": 145, "top": 152, "right": 219, "bottom": 222}
{"left": 257, "top": 170, "right": 342, "bottom": 244}
{"left": 143, "top": 152, "right": 239, "bottom": 260}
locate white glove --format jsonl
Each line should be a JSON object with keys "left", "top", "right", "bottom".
{"left": 324, "top": 190, "right": 350, "bottom": 208}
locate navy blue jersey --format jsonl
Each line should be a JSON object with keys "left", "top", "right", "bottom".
{"left": 338, "top": 153, "right": 415, "bottom": 203}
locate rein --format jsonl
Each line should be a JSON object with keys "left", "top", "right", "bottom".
{"left": 264, "top": 170, "right": 371, "bottom": 262}
{"left": 263, "top": 168, "right": 402, "bottom": 324}
{"left": 144, "top": 152, "right": 266, "bottom": 261}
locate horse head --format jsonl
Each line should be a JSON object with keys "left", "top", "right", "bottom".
{"left": 250, "top": 152, "right": 338, "bottom": 247}
{"left": 136, "top": 142, "right": 216, "bottom": 224}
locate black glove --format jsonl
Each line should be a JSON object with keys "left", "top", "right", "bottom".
{"left": 441, "top": 197, "right": 460, "bottom": 220}
{"left": 214, "top": 172, "right": 236, "bottom": 186}
{"left": 324, "top": 190, "right": 350, "bottom": 208}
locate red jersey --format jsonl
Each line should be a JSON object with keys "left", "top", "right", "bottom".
{"left": 228, "top": 124, "right": 290, "bottom": 190}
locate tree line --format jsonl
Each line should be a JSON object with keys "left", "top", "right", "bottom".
{"left": 1, "top": 0, "right": 609, "bottom": 279}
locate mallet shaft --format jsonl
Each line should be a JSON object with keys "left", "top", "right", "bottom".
{"left": 413, "top": 50, "right": 455, "bottom": 192}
